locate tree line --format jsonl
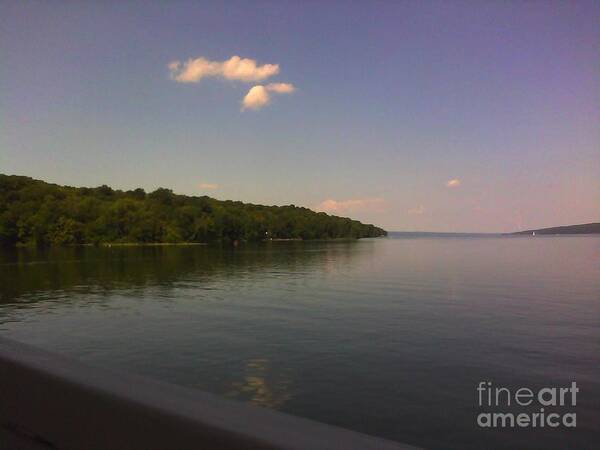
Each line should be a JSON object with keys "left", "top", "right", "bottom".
{"left": 0, "top": 174, "right": 386, "bottom": 246}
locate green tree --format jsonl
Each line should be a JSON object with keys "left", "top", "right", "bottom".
{"left": 0, "top": 174, "right": 387, "bottom": 246}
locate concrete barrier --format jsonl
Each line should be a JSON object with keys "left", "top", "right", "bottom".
{"left": 0, "top": 337, "right": 419, "bottom": 450}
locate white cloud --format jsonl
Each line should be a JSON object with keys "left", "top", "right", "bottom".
{"left": 198, "top": 183, "right": 219, "bottom": 190}
{"left": 168, "top": 56, "right": 279, "bottom": 83}
{"left": 241, "top": 83, "right": 296, "bottom": 111}
{"left": 446, "top": 178, "right": 461, "bottom": 188}
{"left": 222, "top": 56, "right": 279, "bottom": 82}
{"left": 169, "top": 56, "right": 296, "bottom": 111}
{"left": 408, "top": 205, "right": 425, "bottom": 215}
{"left": 266, "top": 82, "right": 295, "bottom": 94}
{"left": 241, "top": 85, "right": 270, "bottom": 110}
{"left": 315, "top": 198, "right": 386, "bottom": 214}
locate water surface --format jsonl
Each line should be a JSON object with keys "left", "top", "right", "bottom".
{"left": 1, "top": 236, "right": 599, "bottom": 449}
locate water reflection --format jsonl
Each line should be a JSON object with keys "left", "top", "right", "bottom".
{"left": 225, "top": 358, "right": 294, "bottom": 408}
{"left": 0, "top": 241, "right": 370, "bottom": 306}
{"left": 0, "top": 237, "right": 599, "bottom": 450}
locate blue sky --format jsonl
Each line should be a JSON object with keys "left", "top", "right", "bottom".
{"left": 2, "top": 1, "right": 599, "bottom": 231}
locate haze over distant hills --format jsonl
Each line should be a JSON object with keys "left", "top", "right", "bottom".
{"left": 388, "top": 232, "right": 502, "bottom": 238}
{"left": 389, "top": 223, "right": 600, "bottom": 237}
{"left": 513, "top": 223, "right": 600, "bottom": 235}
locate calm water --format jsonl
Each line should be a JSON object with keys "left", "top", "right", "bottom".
{"left": 1, "top": 236, "right": 599, "bottom": 449}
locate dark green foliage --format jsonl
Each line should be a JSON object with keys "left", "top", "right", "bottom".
{"left": 0, "top": 174, "right": 387, "bottom": 246}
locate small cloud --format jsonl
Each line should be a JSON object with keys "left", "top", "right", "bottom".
{"left": 408, "top": 205, "right": 425, "bottom": 215}
{"left": 198, "top": 183, "right": 219, "bottom": 190}
{"left": 168, "top": 55, "right": 279, "bottom": 83}
{"left": 266, "top": 82, "right": 295, "bottom": 94}
{"left": 446, "top": 178, "right": 461, "bottom": 188}
{"left": 241, "top": 85, "right": 270, "bottom": 110}
{"left": 222, "top": 56, "right": 279, "bottom": 82}
{"left": 241, "top": 83, "right": 296, "bottom": 111}
{"left": 167, "top": 61, "right": 181, "bottom": 72}
{"left": 315, "top": 198, "right": 386, "bottom": 214}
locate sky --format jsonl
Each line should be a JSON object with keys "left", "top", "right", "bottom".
{"left": 1, "top": 0, "right": 599, "bottom": 232}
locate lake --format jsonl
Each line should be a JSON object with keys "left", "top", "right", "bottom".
{"left": 1, "top": 236, "right": 599, "bottom": 449}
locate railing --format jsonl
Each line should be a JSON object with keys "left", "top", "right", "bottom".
{"left": 0, "top": 337, "right": 419, "bottom": 450}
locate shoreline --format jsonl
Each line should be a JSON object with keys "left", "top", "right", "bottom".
{"left": 14, "top": 242, "right": 208, "bottom": 248}
{"left": 11, "top": 237, "right": 385, "bottom": 248}
{"left": 100, "top": 242, "right": 208, "bottom": 247}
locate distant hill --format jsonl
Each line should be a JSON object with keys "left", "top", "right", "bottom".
{"left": 0, "top": 174, "right": 386, "bottom": 246}
{"left": 513, "top": 223, "right": 600, "bottom": 235}
{"left": 388, "top": 231, "right": 502, "bottom": 238}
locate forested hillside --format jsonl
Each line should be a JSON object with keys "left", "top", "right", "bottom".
{"left": 0, "top": 175, "right": 386, "bottom": 246}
